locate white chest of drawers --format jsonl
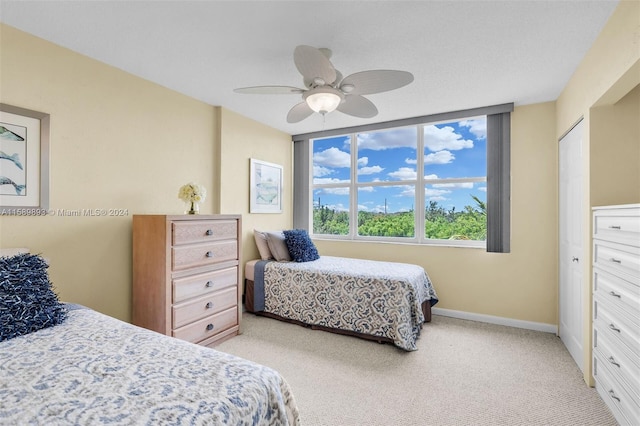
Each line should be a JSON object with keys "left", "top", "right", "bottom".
{"left": 133, "top": 214, "right": 242, "bottom": 346}
{"left": 592, "top": 204, "right": 640, "bottom": 426}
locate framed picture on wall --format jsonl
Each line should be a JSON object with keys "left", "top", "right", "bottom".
{"left": 250, "top": 158, "right": 283, "bottom": 213}
{"left": 0, "top": 104, "right": 50, "bottom": 213}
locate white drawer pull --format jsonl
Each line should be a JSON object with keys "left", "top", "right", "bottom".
{"left": 205, "top": 302, "right": 213, "bottom": 309}
{"left": 206, "top": 251, "right": 214, "bottom": 258}
{"left": 608, "top": 225, "right": 621, "bottom": 230}
{"left": 608, "top": 291, "right": 621, "bottom": 298}
{"left": 206, "top": 323, "right": 214, "bottom": 331}
{"left": 608, "top": 356, "right": 620, "bottom": 368}
{"left": 608, "top": 390, "right": 620, "bottom": 402}
{"left": 609, "top": 258, "right": 622, "bottom": 264}
{"left": 205, "top": 281, "right": 213, "bottom": 288}
{"left": 609, "top": 323, "right": 621, "bottom": 333}
{"left": 206, "top": 229, "right": 213, "bottom": 236}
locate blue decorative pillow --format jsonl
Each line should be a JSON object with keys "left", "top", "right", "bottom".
{"left": 283, "top": 229, "right": 320, "bottom": 262}
{"left": 0, "top": 253, "right": 67, "bottom": 341}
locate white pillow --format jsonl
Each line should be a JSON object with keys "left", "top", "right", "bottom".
{"left": 253, "top": 230, "right": 273, "bottom": 260}
{"left": 264, "top": 231, "right": 291, "bottom": 262}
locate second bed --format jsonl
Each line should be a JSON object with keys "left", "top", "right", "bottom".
{"left": 244, "top": 256, "right": 438, "bottom": 351}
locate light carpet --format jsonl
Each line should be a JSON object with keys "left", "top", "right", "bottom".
{"left": 216, "top": 313, "right": 617, "bottom": 426}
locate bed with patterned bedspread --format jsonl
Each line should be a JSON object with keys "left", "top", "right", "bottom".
{"left": 244, "top": 256, "right": 438, "bottom": 351}
{"left": 0, "top": 304, "right": 299, "bottom": 425}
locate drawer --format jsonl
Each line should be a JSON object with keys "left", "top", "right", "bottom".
{"left": 594, "top": 327, "right": 640, "bottom": 402}
{"left": 594, "top": 297, "right": 640, "bottom": 364}
{"left": 173, "top": 287, "right": 237, "bottom": 328}
{"left": 172, "top": 240, "right": 237, "bottom": 270}
{"left": 594, "top": 352, "right": 640, "bottom": 425}
{"left": 594, "top": 239, "right": 640, "bottom": 281}
{"left": 172, "top": 220, "right": 237, "bottom": 245}
{"left": 594, "top": 207, "right": 640, "bottom": 246}
{"left": 173, "top": 307, "right": 238, "bottom": 343}
{"left": 594, "top": 268, "right": 640, "bottom": 321}
{"left": 173, "top": 267, "right": 237, "bottom": 303}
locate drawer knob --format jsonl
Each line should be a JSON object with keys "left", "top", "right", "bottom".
{"left": 206, "top": 323, "right": 214, "bottom": 331}
{"left": 206, "top": 302, "right": 213, "bottom": 309}
{"left": 608, "top": 390, "right": 620, "bottom": 402}
{"left": 608, "top": 291, "right": 621, "bottom": 299}
{"left": 206, "top": 251, "right": 214, "bottom": 258}
{"left": 610, "top": 258, "right": 622, "bottom": 264}
{"left": 608, "top": 356, "right": 620, "bottom": 368}
{"left": 609, "top": 323, "right": 621, "bottom": 333}
{"left": 205, "top": 281, "right": 213, "bottom": 288}
{"left": 572, "top": 257, "right": 579, "bottom": 263}
{"left": 608, "top": 225, "right": 621, "bottom": 230}
{"left": 206, "top": 229, "right": 213, "bottom": 236}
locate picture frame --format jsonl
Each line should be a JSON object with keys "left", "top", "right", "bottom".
{"left": 250, "top": 158, "right": 283, "bottom": 213}
{"left": 0, "top": 104, "right": 50, "bottom": 212}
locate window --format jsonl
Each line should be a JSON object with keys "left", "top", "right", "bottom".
{"left": 294, "top": 104, "right": 512, "bottom": 251}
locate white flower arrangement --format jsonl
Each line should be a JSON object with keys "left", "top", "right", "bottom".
{"left": 178, "top": 182, "right": 207, "bottom": 203}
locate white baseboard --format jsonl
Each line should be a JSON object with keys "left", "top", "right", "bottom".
{"left": 432, "top": 307, "right": 558, "bottom": 334}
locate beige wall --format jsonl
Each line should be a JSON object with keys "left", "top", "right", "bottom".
{"left": 555, "top": 0, "right": 640, "bottom": 384}
{"left": 315, "top": 102, "right": 559, "bottom": 325}
{"left": 0, "top": 24, "right": 292, "bottom": 322}
{"left": 590, "top": 85, "right": 640, "bottom": 207}
{"left": 217, "top": 107, "right": 293, "bottom": 272}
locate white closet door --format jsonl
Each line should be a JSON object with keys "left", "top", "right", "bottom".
{"left": 559, "top": 119, "right": 584, "bottom": 371}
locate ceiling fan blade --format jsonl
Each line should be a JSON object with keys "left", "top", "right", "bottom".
{"left": 287, "top": 102, "right": 314, "bottom": 123}
{"left": 234, "top": 86, "right": 304, "bottom": 95}
{"left": 337, "top": 95, "right": 378, "bottom": 118}
{"left": 340, "top": 70, "right": 414, "bottom": 95}
{"left": 294, "top": 45, "right": 337, "bottom": 86}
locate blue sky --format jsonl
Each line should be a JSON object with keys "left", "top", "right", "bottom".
{"left": 312, "top": 117, "right": 487, "bottom": 213}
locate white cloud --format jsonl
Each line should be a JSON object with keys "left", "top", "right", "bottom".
{"left": 388, "top": 167, "right": 417, "bottom": 180}
{"left": 424, "top": 187, "right": 451, "bottom": 203}
{"left": 357, "top": 157, "right": 368, "bottom": 166}
{"left": 357, "top": 128, "right": 417, "bottom": 151}
{"left": 358, "top": 165, "right": 384, "bottom": 175}
{"left": 424, "top": 125, "right": 474, "bottom": 152}
{"left": 479, "top": 186, "right": 487, "bottom": 192}
{"left": 313, "top": 177, "right": 350, "bottom": 185}
{"left": 313, "top": 165, "right": 333, "bottom": 177}
{"left": 317, "top": 187, "right": 350, "bottom": 195}
{"left": 425, "top": 187, "right": 451, "bottom": 197}
{"left": 323, "top": 203, "right": 348, "bottom": 212}
{"left": 313, "top": 147, "right": 350, "bottom": 167}
{"left": 459, "top": 118, "right": 487, "bottom": 139}
{"left": 425, "top": 150, "right": 455, "bottom": 165}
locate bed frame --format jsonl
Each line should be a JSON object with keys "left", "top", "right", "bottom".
{"left": 244, "top": 279, "right": 432, "bottom": 345}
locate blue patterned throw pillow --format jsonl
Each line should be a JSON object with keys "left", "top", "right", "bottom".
{"left": 283, "top": 229, "right": 320, "bottom": 262}
{"left": 0, "top": 253, "right": 67, "bottom": 341}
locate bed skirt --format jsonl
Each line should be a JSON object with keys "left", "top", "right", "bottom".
{"left": 244, "top": 279, "right": 432, "bottom": 345}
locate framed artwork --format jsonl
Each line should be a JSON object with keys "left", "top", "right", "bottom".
{"left": 250, "top": 158, "right": 283, "bottom": 213}
{"left": 0, "top": 104, "right": 50, "bottom": 213}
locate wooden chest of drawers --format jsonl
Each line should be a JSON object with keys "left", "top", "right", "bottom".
{"left": 592, "top": 204, "right": 640, "bottom": 426}
{"left": 133, "top": 214, "right": 242, "bottom": 346}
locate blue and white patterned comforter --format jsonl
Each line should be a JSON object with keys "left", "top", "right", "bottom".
{"left": 256, "top": 256, "right": 438, "bottom": 351}
{"left": 0, "top": 306, "right": 299, "bottom": 425}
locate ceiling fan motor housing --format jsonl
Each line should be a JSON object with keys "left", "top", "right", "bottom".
{"left": 303, "top": 86, "right": 345, "bottom": 114}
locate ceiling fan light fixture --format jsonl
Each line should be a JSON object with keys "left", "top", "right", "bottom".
{"left": 304, "top": 87, "right": 344, "bottom": 114}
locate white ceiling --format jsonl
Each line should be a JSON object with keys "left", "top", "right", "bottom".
{"left": 0, "top": 1, "right": 619, "bottom": 136}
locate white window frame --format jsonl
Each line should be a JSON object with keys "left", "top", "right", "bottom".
{"left": 310, "top": 121, "right": 487, "bottom": 247}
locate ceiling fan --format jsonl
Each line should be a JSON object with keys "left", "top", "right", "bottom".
{"left": 234, "top": 45, "right": 414, "bottom": 123}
